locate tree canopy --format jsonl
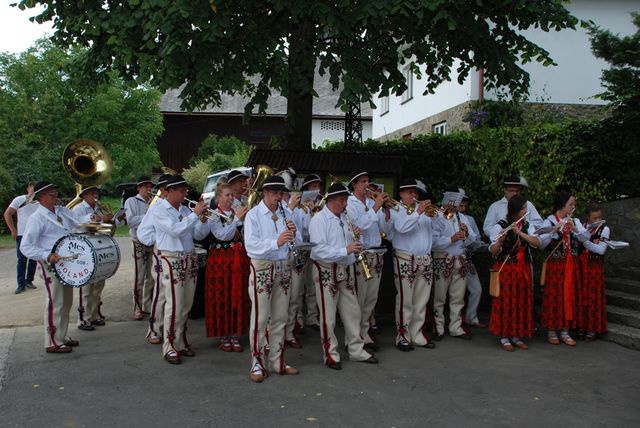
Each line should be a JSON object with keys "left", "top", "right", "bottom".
{"left": 0, "top": 40, "right": 163, "bottom": 204}
{"left": 588, "top": 12, "right": 640, "bottom": 120}
{"left": 20, "top": 0, "right": 577, "bottom": 149}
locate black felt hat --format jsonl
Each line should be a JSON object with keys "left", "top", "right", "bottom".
{"left": 136, "top": 176, "right": 153, "bottom": 187}
{"left": 326, "top": 183, "right": 350, "bottom": 199}
{"left": 32, "top": 181, "right": 57, "bottom": 198}
{"left": 227, "top": 169, "right": 248, "bottom": 184}
{"left": 398, "top": 178, "right": 418, "bottom": 190}
{"left": 165, "top": 175, "right": 189, "bottom": 189}
{"left": 260, "top": 175, "right": 289, "bottom": 192}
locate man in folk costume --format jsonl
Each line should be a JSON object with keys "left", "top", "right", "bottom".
{"left": 72, "top": 186, "right": 113, "bottom": 331}
{"left": 483, "top": 175, "right": 543, "bottom": 238}
{"left": 227, "top": 169, "right": 249, "bottom": 209}
{"left": 309, "top": 183, "right": 379, "bottom": 370}
{"left": 432, "top": 188, "right": 478, "bottom": 340}
{"left": 137, "top": 173, "right": 173, "bottom": 343}
{"left": 150, "top": 175, "right": 208, "bottom": 364}
{"left": 390, "top": 178, "right": 446, "bottom": 351}
{"left": 346, "top": 171, "right": 388, "bottom": 352}
{"left": 244, "top": 175, "right": 300, "bottom": 382}
{"left": 125, "top": 176, "right": 155, "bottom": 321}
{"left": 20, "top": 181, "right": 82, "bottom": 353}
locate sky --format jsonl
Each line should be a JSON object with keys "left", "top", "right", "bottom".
{"left": 0, "top": 1, "right": 52, "bottom": 54}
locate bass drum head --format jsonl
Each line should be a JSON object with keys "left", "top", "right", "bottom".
{"left": 52, "top": 234, "right": 120, "bottom": 287}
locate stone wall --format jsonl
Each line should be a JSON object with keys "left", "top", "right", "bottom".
{"left": 603, "top": 197, "right": 640, "bottom": 273}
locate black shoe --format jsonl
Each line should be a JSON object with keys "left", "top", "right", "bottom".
{"left": 326, "top": 361, "right": 342, "bottom": 370}
{"left": 15, "top": 287, "right": 25, "bottom": 295}
{"left": 26, "top": 282, "right": 37, "bottom": 290}
{"left": 77, "top": 323, "right": 95, "bottom": 331}
{"left": 307, "top": 324, "right": 320, "bottom": 332}
{"left": 364, "top": 342, "right": 380, "bottom": 352}
{"left": 432, "top": 333, "right": 444, "bottom": 342}
{"left": 164, "top": 353, "right": 181, "bottom": 365}
{"left": 90, "top": 319, "right": 106, "bottom": 326}
{"left": 360, "top": 356, "right": 379, "bottom": 364}
{"left": 396, "top": 341, "right": 414, "bottom": 352}
{"left": 420, "top": 342, "right": 436, "bottom": 349}
{"left": 453, "top": 333, "right": 472, "bottom": 340}
{"left": 370, "top": 325, "right": 381, "bottom": 335}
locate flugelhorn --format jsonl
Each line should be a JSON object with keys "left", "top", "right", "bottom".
{"left": 185, "top": 199, "right": 231, "bottom": 221}
{"left": 343, "top": 208, "right": 373, "bottom": 281}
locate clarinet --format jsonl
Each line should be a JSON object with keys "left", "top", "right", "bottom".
{"left": 278, "top": 202, "right": 305, "bottom": 268}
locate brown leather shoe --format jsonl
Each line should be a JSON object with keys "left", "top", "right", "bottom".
{"left": 46, "top": 345, "right": 72, "bottom": 354}
{"left": 514, "top": 341, "right": 529, "bottom": 350}
{"left": 560, "top": 335, "right": 576, "bottom": 346}
{"left": 547, "top": 335, "right": 560, "bottom": 345}
{"left": 279, "top": 365, "right": 300, "bottom": 375}
{"left": 164, "top": 353, "right": 181, "bottom": 365}
{"left": 133, "top": 310, "right": 144, "bottom": 321}
{"left": 250, "top": 368, "right": 266, "bottom": 383}
{"left": 180, "top": 348, "right": 196, "bottom": 357}
{"left": 147, "top": 335, "right": 162, "bottom": 345}
{"left": 63, "top": 339, "right": 79, "bottom": 347}
{"left": 501, "top": 342, "right": 515, "bottom": 352}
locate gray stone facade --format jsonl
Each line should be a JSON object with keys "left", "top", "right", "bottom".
{"left": 603, "top": 197, "right": 640, "bottom": 273}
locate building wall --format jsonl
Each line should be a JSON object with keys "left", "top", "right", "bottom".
{"left": 312, "top": 118, "right": 373, "bottom": 147}
{"left": 372, "top": 0, "right": 638, "bottom": 139}
{"left": 603, "top": 197, "right": 640, "bottom": 274}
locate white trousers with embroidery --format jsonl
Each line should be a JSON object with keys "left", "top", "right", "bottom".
{"left": 313, "top": 261, "right": 370, "bottom": 364}
{"left": 147, "top": 252, "right": 165, "bottom": 339}
{"left": 392, "top": 251, "right": 433, "bottom": 346}
{"left": 248, "top": 259, "right": 291, "bottom": 373}
{"left": 133, "top": 240, "right": 155, "bottom": 313}
{"left": 159, "top": 252, "right": 198, "bottom": 356}
{"left": 433, "top": 256, "right": 467, "bottom": 336}
{"left": 39, "top": 261, "right": 74, "bottom": 348}
{"left": 354, "top": 252, "right": 383, "bottom": 345}
{"left": 285, "top": 256, "right": 307, "bottom": 341}
{"left": 77, "top": 280, "right": 106, "bottom": 325}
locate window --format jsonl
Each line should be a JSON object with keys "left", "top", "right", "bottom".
{"left": 320, "top": 120, "right": 345, "bottom": 131}
{"left": 379, "top": 96, "right": 389, "bottom": 115}
{"left": 402, "top": 133, "right": 412, "bottom": 140}
{"left": 401, "top": 65, "right": 413, "bottom": 104}
{"left": 432, "top": 121, "right": 447, "bottom": 135}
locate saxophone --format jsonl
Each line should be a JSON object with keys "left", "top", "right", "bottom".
{"left": 343, "top": 208, "right": 373, "bottom": 281}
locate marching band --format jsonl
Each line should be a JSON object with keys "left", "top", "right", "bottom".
{"left": 13, "top": 161, "right": 627, "bottom": 381}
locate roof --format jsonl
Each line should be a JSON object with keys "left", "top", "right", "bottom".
{"left": 246, "top": 150, "right": 406, "bottom": 176}
{"left": 160, "top": 69, "right": 373, "bottom": 119}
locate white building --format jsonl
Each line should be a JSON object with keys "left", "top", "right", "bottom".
{"left": 373, "top": 0, "right": 638, "bottom": 140}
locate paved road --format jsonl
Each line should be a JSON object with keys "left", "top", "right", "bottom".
{"left": 1, "top": 240, "right": 639, "bottom": 427}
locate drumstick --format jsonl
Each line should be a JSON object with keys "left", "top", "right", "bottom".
{"left": 58, "top": 253, "right": 81, "bottom": 260}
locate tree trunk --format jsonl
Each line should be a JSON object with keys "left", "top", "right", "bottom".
{"left": 285, "top": 19, "right": 315, "bottom": 151}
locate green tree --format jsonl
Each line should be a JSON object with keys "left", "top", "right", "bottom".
{"left": 0, "top": 40, "right": 163, "bottom": 200}
{"left": 588, "top": 13, "right": 640, "bottom": 120}
{"left": 20, "top": 0, "right": 576, "bottom": 150}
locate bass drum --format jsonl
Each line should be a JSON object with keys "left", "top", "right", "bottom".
{"left": 52, "top": 233, "right": 121, "bottom": 287}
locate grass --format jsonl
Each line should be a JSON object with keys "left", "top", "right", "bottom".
{"left": 0, "top": 196, "right": 131, "bottom": 248}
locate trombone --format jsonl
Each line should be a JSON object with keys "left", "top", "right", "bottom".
{"left": 185, "top": 199, "right": 232, "bottom": 221}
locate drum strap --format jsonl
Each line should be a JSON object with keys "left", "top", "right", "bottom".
{"left": 42, "top": 210, "right": 71, "bottom": 232}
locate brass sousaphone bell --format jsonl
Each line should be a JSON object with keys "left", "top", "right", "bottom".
{"left": 62, "top": 139, "right": 116, "bottom": 235}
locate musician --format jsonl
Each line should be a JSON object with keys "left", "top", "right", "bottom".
{"left": 577, "top": 202, "right": 609, "bottom": 341}
{"left": 539, "top": 189, "right": 589, "bottom": 346}
{"left": 137, "top": 173, "right": 173, "bottom": 343}
{"left": 347, "top": 171, "right": 388, "bottom": 352}
{"left": 3, "top": 181, "right": 38, "bottom": 294}
{"left": 432, "top": 189, "right": 478, "bottom": 341}
{"left": 20, "top": 181, "right": 82, "bottom": 353}
{"left": 151, "top": 175, "right": 207, "bottom": 364}
{"left": 227, "top": 169, "right": 249, "bottom": 209}
{"left": 309, "top": 182, "right": 379, "bottom": 370}
{"left": 293, "top": 174, "right": 322, "bottom": 333}
{"left": 458, "top": 192, "right": 485, "bottom": 328}
{"left": 483, "top": 175, "right": 543, "bottom": 237}
{"left": 390, "top": 179, "right": 446, "bottom": 351}
{"left": 244, "top": 175, "right": 300, "bottom": 382}
{"left": 73, "top": 186, "right": 113, "bottom": 331}
{"left": 196, "top": 182, "right": 249, "bottom": 352}
{"left": 488, "top": 195, "right": 540, "bottom": 351}
{"left": 125, "top": 176, "right": 155, "bottom": 321}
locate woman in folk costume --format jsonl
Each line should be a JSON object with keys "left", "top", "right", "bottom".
{"left": 577, "top": 202, "right": 609, "bottom": 341}
{"left": 539, "top": 189, "right": 590, "bottom": 346}
{"left": 488, "top": 195, "right": 540, "bottom": 351}
{"left": 196, "top": 182, "right": 250, "bottom": 352}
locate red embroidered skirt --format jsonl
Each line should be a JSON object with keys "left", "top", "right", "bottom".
{"left": 489, "top": 250, "right": 534, "bottom": 338}
{"left": 204, "top": 243, "right": 250, "bottom": 337}
{"left": 577, "top": 253, "right": 607, "bottom": 333}
{"left": 541, "top": 257, "right": 581, "bottom": 330}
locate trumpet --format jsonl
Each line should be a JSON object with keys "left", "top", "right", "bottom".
{"left": 365, "top": 188, "right": 410, "bottom": 213}
{"left": 422, "top": 201, "right": 456, "bottom": 220}
{"left": 185, "top": 199, "right": 232, "bottom": 221}
{"left": 343, "top": 208, "right": 373, "bottom": 281}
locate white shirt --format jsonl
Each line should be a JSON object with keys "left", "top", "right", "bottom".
{"left": 137, "top": 201, "right": 161, "bottom": 247}
{"left": 433, "top": 213, "right": 478, "bottom": 257}
{"left": 583, "top": 225, "right": 610, "bottom": 256}
{"left": 153, "top": 199, "right": 205, "bottom": 252}
{"left": 195, "top": 208, "right": 242, "bottom": 241}
{"left": 538, "top": 215, "right": 590, "bottom": 250}
{"left": 483, "top": 197, "right": 543, "bottom": 237}
{"left": 391, "top": 204, "right": 446, "bottom": 255}
{"left": 309, "top": 205, "right": 355, "bottom": 265}
{"left": 293, "top": 207, "right": 312, "bottom": 242}
{"left": 346, "top": 195, "right": 382, "bottom": 248}
{"left": 8, "top": 195, "right": 39, "bottom": 236}
{"left": 243, "top": 200, "right": 290, "bottom": 261}
{"left": 124, "top": 194, "right": 150, "bottom": 240}
{"left": 72, "top": 200, "right": 98, "bottom": 223}
{"left": 20, "top": 205, "right": 81, "bottom": 261}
